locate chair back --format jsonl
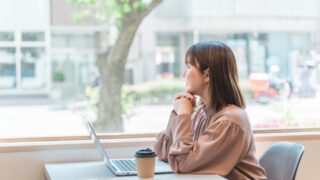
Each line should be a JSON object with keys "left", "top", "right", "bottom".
{"left": 259, "top": 142, "right": 304, "bottom": 180}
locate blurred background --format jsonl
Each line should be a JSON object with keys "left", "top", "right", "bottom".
{"left": 1, "top": 0, "right": 320, "bottom": 138}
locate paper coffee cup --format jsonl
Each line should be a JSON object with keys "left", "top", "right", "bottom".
{"left": 135, "top": 148, "right": 156, "bottom": 178}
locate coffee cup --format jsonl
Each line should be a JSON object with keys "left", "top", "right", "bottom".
{"left": 135, "top": 148, "right": 156, "bottom": 178}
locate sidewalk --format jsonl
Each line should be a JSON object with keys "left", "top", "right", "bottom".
{"left": 1, "top": 96, "right": 320, "bottom": 138}
{"left": 0, "top": 97, "right": 87, "bottom": 138}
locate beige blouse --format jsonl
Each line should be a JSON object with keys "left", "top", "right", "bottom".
{"left": 154, "top": 104, "right": 266, "bottom": 180}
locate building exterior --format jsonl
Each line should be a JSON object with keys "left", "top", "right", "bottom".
{"left": 0, "top": 0, "right": 99, "bottom": 98}
{"left": 133, "top": 0, "right": 320, "bottom": 86}
{"left": 0, "top": 0, "right": 51, "bottom": 95}
{"left": 0, "top": 0, "right": 319, "bottom": 98}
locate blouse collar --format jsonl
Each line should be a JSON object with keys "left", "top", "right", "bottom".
{"left": 202, "top": 104, "right": 215, "bottom": 118}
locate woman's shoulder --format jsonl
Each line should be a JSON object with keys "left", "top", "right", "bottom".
{"left": 214, "top": 105, "right": 251, "bottom": 132}
{"left": 222, "top": 105, "right": 247, "bottom": 117}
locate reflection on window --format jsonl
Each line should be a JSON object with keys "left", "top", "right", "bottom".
{"left": 156, "top": 47, "right": 175, "bottom": 77}
{"left": 51, "top": 53, "right": 97, "bottom": 98}
{"left": 0, "top": 48, "right": 16, "bottom": 89}
{"left": 22, "top": 32, "right": 45, "bottom": 41}
{"left": 21, "top": 47, "right": 46, "bottom": 89}
{"left": 1, "top": 0, "right": 320, "bottom": 138}
{"left": 52, "top": 33, "right": 95, "bottom": 48}
{"left": 0, "top": 32, "right": 14, "bottom": 41}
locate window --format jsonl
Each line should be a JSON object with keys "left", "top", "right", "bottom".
{"left": 1, "top": 0, "right": 320, "bottom": 140}
{"left": 0, "top": 48, "right": 16, "bottom": 89}
{"left": 22, "top": 32, "right": 45, "bottom": 42}
{"left": 51, "top": 33, "right": 95, "bottom": 48}
{"left": 21, "top": 47, "right": 46, "bottom": 89}
{"left": 0, "top": 32, "right": 14, "bottom": 41}
{"left": 155, "top": 47, "right": 175, "bottom": 77}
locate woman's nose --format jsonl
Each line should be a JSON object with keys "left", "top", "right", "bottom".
{"left": 182, "top": 70, "right": 186, "bottom": 78}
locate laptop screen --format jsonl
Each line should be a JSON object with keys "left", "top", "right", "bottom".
{"left": 87, "top": 121, "right": 112, "bottom": 166}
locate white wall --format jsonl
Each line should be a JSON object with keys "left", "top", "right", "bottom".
{"left": 0, "top": 138, "right": 319, "bottom": 180}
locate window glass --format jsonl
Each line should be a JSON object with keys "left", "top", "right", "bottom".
{"left": 1, "top": 0, "right": 320, "bottom": 138}
{"left": 21, "top": 47, "right": 46, "bottom": 89}
{"left": 22, "top": 32, "right": 45, "bottom": 42}
{"left": 52, "top": 33, "right": 95, "bottom": 48}
{"left": 0, "top": 48, "right": 16, "bottom": 89}
{"left": 0, "top": 32, "right": 14, "bottom": 41}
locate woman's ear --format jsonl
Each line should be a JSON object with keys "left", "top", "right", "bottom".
{"left": 203, "top": 69, "right": 210, "bottom": 83}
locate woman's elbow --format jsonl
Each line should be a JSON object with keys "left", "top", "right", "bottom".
{"left": 170, "top": 161, "right": 194, "bottom": 174}
{"left": 178, "top": 166, "right": 193, "bottom": 174}
{"left": 155, "top": 149, "right": 168, "bottom": 162}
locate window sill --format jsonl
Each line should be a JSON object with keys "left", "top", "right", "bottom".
{"left": 1, "top": 129, "right": 320, "bottom": 153}
{"left": 0, "top": 131, "right": 320, "bottom": 153}
{"left": 0, "top": 137, "right": 156, "bottom": 153}
{"left": 254, "top": 131, "right": 320, "bottom": 141}
{"left": 2, "top": 127, "right": 320, "bottom": 143}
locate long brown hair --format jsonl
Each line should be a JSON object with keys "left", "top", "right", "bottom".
{"left": 185, "top": 40, "right": 246, "bottom": 111}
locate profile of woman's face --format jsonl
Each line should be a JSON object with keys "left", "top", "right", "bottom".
{"left": 183, "top": 63, "right": 205, "bottom": 95}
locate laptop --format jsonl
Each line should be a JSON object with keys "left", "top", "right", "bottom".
{"left": 87, "top": 121, "right": 173, "bottom": 176}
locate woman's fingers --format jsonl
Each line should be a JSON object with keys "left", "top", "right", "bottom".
{"left": 174, "top": 97, "right": 194, "bottom": 115}
{"left": 174, "top": 92, "right": 196, "bottom": 108}
{"left": 174, "top": 93, "right": 184, "bottom": 100}
{"left": 175, "top": 92, "right": 195, "bottom": 101}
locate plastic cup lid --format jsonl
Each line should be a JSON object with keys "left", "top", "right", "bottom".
{"left": 135, "top": 148, "right": 156, "bottom": 157}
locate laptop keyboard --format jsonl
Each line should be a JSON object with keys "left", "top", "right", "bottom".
{"left": 113, "top": 159, "right": 136, "bottom": 171}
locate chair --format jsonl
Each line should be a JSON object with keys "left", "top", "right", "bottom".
{"left": 259, "top": 142, "right": 304, "bottom": 180}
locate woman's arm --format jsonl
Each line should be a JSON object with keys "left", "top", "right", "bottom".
{"left": 154, "top": 110, "right": 176, "bottom": 162}
{"left": 167, "top": 114, "right": 249, "bottom": 175}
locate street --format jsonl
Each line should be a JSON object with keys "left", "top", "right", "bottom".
{"left": 1, "top": 96, "right": 320, "bottom": 138}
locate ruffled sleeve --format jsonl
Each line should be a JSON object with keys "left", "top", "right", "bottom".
{"left": 154, "top": 132, "right": 172, "bottom": 162}
{"left": 167, "top": 114, "right": 249, "bottom": 175}
{"left": 154, "top": 110, "right": 176, "bottom": 162}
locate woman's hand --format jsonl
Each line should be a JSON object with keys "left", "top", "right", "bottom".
{"left": 175, "top": 92, "right": 196, "bottom": 107}
{"left": 174, "top": 92, "right": 195, "bottom": 116}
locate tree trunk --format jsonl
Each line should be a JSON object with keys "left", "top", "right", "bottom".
{"left": 97, "top": 0, "right": 162, "bottom": 132}
{"left": 97, "top": 62, "right": 124, "bottom": 132}
{"left": 97, "top": 19, "right": 143, "bottom": 132}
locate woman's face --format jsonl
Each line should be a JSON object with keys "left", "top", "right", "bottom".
{"left": 183, "top": 63, "right": 206, "bottom": 95}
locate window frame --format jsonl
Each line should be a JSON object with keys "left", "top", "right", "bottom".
{"left": 0, "top": 1, "right": 319, "bottom": 155}
{"left": 1, "top": 127, "right": 320, "bottom": 143}
{"left": 1, "top": 128, "right": 320, "bottom": 153}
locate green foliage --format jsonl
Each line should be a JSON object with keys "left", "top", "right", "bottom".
{"left": 121, "top": 89, "right": 136, "bottom": 114}
{"left": 68, "top": 0, "right": 150, "bottom": 29}
{"left": 279, "top": 110, "right": 298, "bottom": 127}
{"left": 123, "top": 78, "right": 185, "bottom": 104}
{"left": 52, "top": 71, "right": 65, "bottom": 82}
{"left": 72, "top": 10, "right": 92, "bottom": 22}
{"left": 133, "top": 1, "right": 148, "bottom": 11}
{"left": 84, "top": 78, "right": 185, "bottom": 115}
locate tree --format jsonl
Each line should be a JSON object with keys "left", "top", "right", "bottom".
{"left": 69, "top": 0, "right": 162, "bottom": 132}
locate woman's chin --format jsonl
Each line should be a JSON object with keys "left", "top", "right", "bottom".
{"left": 185, "top": 88, "right": 195, "bottom": 94}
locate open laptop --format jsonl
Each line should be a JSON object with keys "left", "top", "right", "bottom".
{"left": 87, "top": 121, "right": 173, "bottom": 176}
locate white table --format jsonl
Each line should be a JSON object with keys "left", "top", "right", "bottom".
{"left": 44, "top": 161, "right": 226, "bottom": 180}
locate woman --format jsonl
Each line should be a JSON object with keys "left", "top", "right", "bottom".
{"left": 154, "top": 41, "right": 266, "bottom": 179}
